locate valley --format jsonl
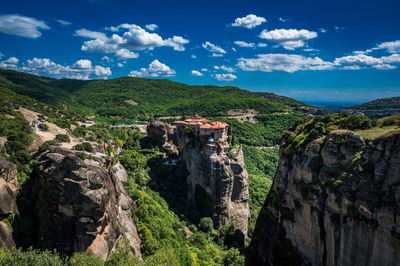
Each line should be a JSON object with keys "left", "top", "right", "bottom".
{"left": 0, "top": 70, "right": 399, "bottom": 265}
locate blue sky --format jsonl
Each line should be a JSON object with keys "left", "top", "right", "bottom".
{"left": 0, "top": 0, "right": 399, "bottom": 102}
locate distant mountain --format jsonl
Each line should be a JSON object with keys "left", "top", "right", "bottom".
{"left": 0, "top": 69, "right": 308, "bottom": 120}
{"left": 342, "top": 97, "right": 400, "bottom": 118}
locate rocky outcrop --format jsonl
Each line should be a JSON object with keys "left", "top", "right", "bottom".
{"left": 0, "top": 155, "right": 19, "bottom": 250}
{"left": 32, "top": 145, "right": 141, "bottom": 259}
{"left": 247, "top": 130, "right": 400, "bottom": 266}
{"left": 147, "top": 120, "right": 179, "bottom": 158}
{"left": 176, "top": 126, "right": 250, "bottom": 237}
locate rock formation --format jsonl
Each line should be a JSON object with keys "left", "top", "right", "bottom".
{"left": 247, "top": 130, "right": 400, "bottom": 266}
{"left": 176, "top": 118, "right": 250, "bottom": 236}
{"left": 32, "top": 145, "right": 141, "bottom": 259}
{"left": 147, "top": 120, "right": 179, "bottom": 158}
{"left": 0, "top": 156, "right": 19, "bottom": 250}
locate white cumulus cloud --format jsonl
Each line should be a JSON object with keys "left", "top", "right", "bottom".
{"left": 215, "top": 73, "right": 237, "bottom": 81}
{"left": 0, "top": 14, "right": 50, "bottom": 38}
{"left": 234, "top": 41, "right": 255, "bottom": 48}
{"left": 129, "top": 59, "right": 175, "bottom": 77}
{"left": 259, "top": 29, "right": 317, "bottom": 50}
{"left": 0, "top": 57, "right": 19, "bottom": 69}
{"left": 231, "top": 14, "right": 266, "bottom": 29}
{"left": 76, "top": 24, "right": 189, "bottom": 59}
{"left": 214, "top": 65, "right": 235, "bottom": 72}
{"left": 191, "top": 70, "right": 203, "bottom": 76}
{"left": 0, "top": 56, "right": 111, "bottom": 79}
{"left": 202, "top": 41, "right": 226, "bottom": 55}
{"left": 237, "top": 53, "right": 334, "bottom": 73}
{"left": 145, "top": 24, "right": 158, "bottom": 31}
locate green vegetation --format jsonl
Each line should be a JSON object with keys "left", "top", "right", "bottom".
{"left": 217, "top": 112, "right": 304, "bottom": 146}
{"left": 0, "top": 69, "right": 304, "bottom": 122}
{"left": 73, "top": 142, "right": 93, "bottom": 152}
{"left": 38, "top": 123, "right": 49, "bottom": 131}
{"left": 55, "top": 134, "right": 70, "bottom": 143}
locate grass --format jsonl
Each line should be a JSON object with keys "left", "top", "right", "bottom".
{"left": 356, "top": 125, "right": 399, "bottom": 140}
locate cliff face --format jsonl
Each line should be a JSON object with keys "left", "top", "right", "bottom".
{"left": 247, "top": 130, "right": 400, "bottom": 266}
{"left": 176, "top": 126, "right": 250, "bottom": 236}
{"left": 32, "top": 145, "right": 141, "bottom": 259}
{"left": 0, "top": 156, "right": 19, "bottom": 250}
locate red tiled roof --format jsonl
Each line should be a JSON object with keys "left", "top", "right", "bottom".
{"left": 177, "top": 115, "right": 228, "bottom": 129}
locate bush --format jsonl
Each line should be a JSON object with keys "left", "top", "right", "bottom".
{"left": 38, "top": 123, "right": 49, "bottom": 131}
{"left": 55, "top": 134, "right": 70, "bottom": 143}
{"left": 198, "top": 217, "right": 214, "bottom": 234}
{"left": 38, "top": 140, "right": 57, "bottom": 154}
{"left": 73, "top": 142, "right": 93, "bottom": 152}
{"left": 69, "top": 252, "right": 104, "bottom": 266}
{"left": 0, "top": 248, "right": 64, "bottom": 266}
{"left": 54, "top": 119, "right": 70, "bottom": 129}
{"left": 76, "top": 152, "right": 86, "bottom": 160}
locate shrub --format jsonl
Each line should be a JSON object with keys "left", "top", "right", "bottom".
{"left": 38, "top": 123, "right": 49, "bottom": 131}
{"left": 69, "top": 252, "right": 104, "bottom": 266}
{"left": 54, "top": 119, "right": 70, "bottom": 129}
{"left": 38, "top": 140, "right": 56, "bottom": 154}
{"left": 55, "top": 134, "right": 70, "bottom": 143}
{"left": 76, "top": 152, "right": 86, "bottom": 160}
{"left": 0, "top": 248, "right": 64, "bottom": 266}
{"left": 73, "top": 142, "right": 93, "bottom": 152}
{"left": 198, "top": 217, "right": 214, "bottom": 234}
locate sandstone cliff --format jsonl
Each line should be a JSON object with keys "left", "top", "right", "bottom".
{"left": 32, "top": 145, "right": 141, "bottom": 259}
{"left": 0, "top": 156, "right": 19, "bottom": 250}
{"left": 247, "top": 130, "right": 400, "bottom": 266}
{"left": 176, "top": 125, "right": 250, "bottom": 237}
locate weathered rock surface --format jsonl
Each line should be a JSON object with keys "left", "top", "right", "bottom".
{"left": 33, "top": 146, "right": 141, "bottom": 259}
{"left": 147, "top": 121, "right": 179, "bottom": 158}
{"left": 176, "top": 127, "right": 250, "bottom": 236}
{"left": 247, "top": 130, "right": 400, "bottom": 266}
{"left": 0, "top": 155, "right": 19, "bottom": 250}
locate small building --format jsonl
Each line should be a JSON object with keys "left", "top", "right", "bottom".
{"left": 176, "top": 115, "right": 229, "bottom": 143}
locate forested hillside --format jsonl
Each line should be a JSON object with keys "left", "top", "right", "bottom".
{"left": 0, "top": 69, "right": 306, "bottom": 121}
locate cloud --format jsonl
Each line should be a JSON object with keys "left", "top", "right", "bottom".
{"left": 191, "top": 70, "right": 203, "bottom": 76}
{"left": 215, "top": 73, "right": 237, "bottom": 81}
{"left": 129, "top": 59, "right": 175, "bottom": 77}
{"left": 234, "top": 41, "right": 255, "bottom": 48}
{"left": 319, "top": 28, "right": 327, "bottom": 33}
{"left": 334, "top": 26, "right": 346, "bottom": 32}
{"left": 259, "top": 29, "right": 317, "bottom": 50}
{"left": 0, "top": 57, "right": 112, "bottom": 79}
{"left": 214, "top": 65, "right": 235, "bottom": 72}
{"left": 334, "top": 53, "right": 399, "bottom": 70}
{"left": 145, "top": 24, "right": 158, "bottom": 31}
{"left": 191, "top": 55, "right": 197, "bottom": 59}
{"left": 367, "top": 40, "right": 400, "bottom": 54}
{"left": 212, "top": 53, "right": 224, "bottom": 57}
{"left": 258, "top": 43, "right": 268, "bottom": 47}
{"left": 117, "top": 62, "right": 124, "bottom": 67}
{"left": 202, "top": 41, "right": 226, "bottom": 54}
{"left": 0, "top": 57, "right": 19, "bottom": 69}
{"left": 201, "top": 68, "right": 208, "bottom": 72}
{"left": 231, "top": 14, "right": 266, "bottom": 29}
{"left": 0, "top": 52, "right": 3, "bottom": 59}
{"left": 279, "top": 17, "right": 288, "bottom": 22}
{"left": 76, "top": 24, "right": 189, "bottom": 59}
{"left": 56, "top": 19, "right": 72, "bottom": 26}
{"left": 0, "top": 14, "right": 50, "bottom": 38}
{"left": 237, "top": 53, "right": 334, "bottom": 73}
{"left": 232, "top": 47, "right": 237, "bottom": 52}
{"left": 73, "top": 59, "right": 92, "bottom": 69}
